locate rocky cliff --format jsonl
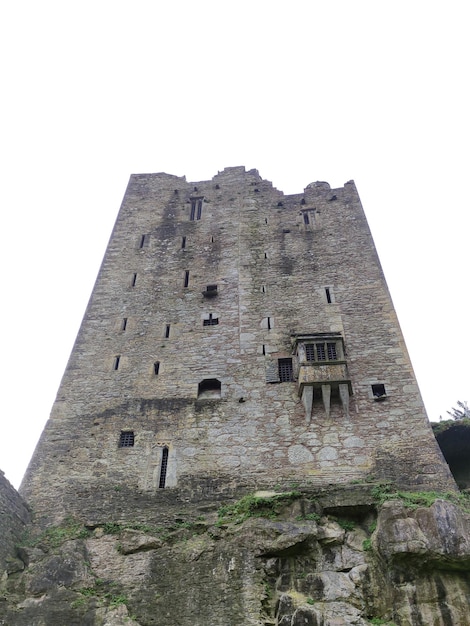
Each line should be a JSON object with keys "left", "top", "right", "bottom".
{"left": 1, "top": 485, "right": 469, "bottom": 625}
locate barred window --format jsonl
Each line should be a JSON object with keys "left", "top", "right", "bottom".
{"left": 159, "top": 447, "right": 169, "bottom": 488}
{"left": 305, "top": 342, "right": 338, "bottom": 362}
{"left": 203, "top": 313, "right": 219, "bottom": 326}
{"left": 119, "top": 431, "right": 134, "bottom": 448}
{"left": 278, "top": 358, "right": 294, "bottom": 382}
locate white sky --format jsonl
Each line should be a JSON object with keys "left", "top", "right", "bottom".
{"left": 1, "top": 1, "right": 468, "bottom": 489}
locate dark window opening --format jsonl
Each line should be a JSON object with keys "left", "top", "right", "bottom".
{"left": 159, "top": 447, "right": 169, "bottom": 488}
{"left": 198, "top": 378, "right": 222, "bottom": 398}
{"left": 262, "top": 344, "right": 266, "bottom": 355}
{"left": 211, "top": 236, "right": 214, "bottom": 243}
{"left": 372, "top": 384, "right": 387, "bottom": 399}
{"left": 203, "top": 313, "right": 219, "bottom": 326}
{"left": 139, "top": 234, "right": 148, "bottom": 248}
{"left": 184, "top": 270, "right": 190, "bottom": 288}
{"left": 131, "top": 273, "right": 137, "bottom": 287}
{"left": 267, "top": 317, "right": 272, "bottom": 330}
{"left": 190, "top": 202, "right": 196, "bottom": 221}
{"left": 181, "top": 236, "right": 186, "bottom": 249}
{"left": 265, "top": 218, "right": 268, "bottom": 224}
{"left": 264, "top": 252, "right": 268, "bottom": 259}
{"left": 113, "top": 355, "right": 121, "bottom": 370}
{"left": 119, "top": 431, "right": 134, "bottom": 448}
{"left": 303, "top": 212, "right": 310, "bottom": 225}
{"left": 154, "top": 361, "right": 160, "bottom": 375}
{"left": 305, "top": 344, "right": 315, "bottom": 361}
{"left": 197, "top": 200, "right": 202, "bottom": 220}
{"left": 203, "top": 284, "right": 218, "bottom": 298}
{"left": 327, "top": 342, "right": 337, "bottom": 360}
{"left": 305, "top": 342, "right": 338, "bottom": 362}
{"left": 165, "top": 324, "right": 170, "bottom": 338}
{"left": 325, "top": 287, "right": 332, "bottom": 303}
{"left": 261, "top": 285, "right": 266, "bottom": 293}
{"left": 122, "top": 318, "right": 128, "bottom": 331}
{"left": 278, "top": 358, "right": 294, "bottom": 382}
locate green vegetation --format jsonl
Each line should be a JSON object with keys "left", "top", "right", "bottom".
{"left": 369, "top": 618, "right": 396, "bottom": 625}
{"left": 217, "top": 491, "right": 301, "bottom": 524}
{"left": 21, "top": 517, "right": 90, "bottom": 549}
{"left": 337, "top": 519, "right": 356, "bottom": 531}
{"left": 432, "top": 417, "right": 470, "bottom": 434}
{"left": 370, "top": 483, "right": 470, "bottom": 512}
{"left": 363, "top": 539, "right": 372, "bottom": 551}
{"left": 306, "top": 597, "right": 315, "bottom": 605}
{"left": 296, "top": 512, "right": 321, "bottom": 522}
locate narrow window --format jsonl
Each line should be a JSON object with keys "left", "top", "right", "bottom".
{"left": 184, "top": 270, "right": 190, "bottom": 288}
{"left": 203, "top": 313, "right": 219, "bottom": 326}
{"left": 265, "top": 218, "right": 268, "bottom": 224}
{"left": 264, "top": 252, "right": 268, "bottom": 259}
{"left": 316, "top": 343, "right": 326, "bottom": 361}
{"left": 139, "top": 234, "right": 148, "bottom": 249}
{"left": 154, "top": 361, "right": 160, "bottom": 375}
{"left": 122, "top": 318, "right": 128, "bottom": 331}
{"left": 165, "top": 324, "right": 170, "bottom": 338}
{"left": 113, "top": 355, "right": 121, "bottom": 370}
{"left": 197, "top": 200, "right": 203, "bottom": 220}
{"left": 325, "top": 287, "right": 332, "bottom": 304}
{"left": 327, "top": 342, "right": 337, "bottom": 360}
{"left": 267, "top": 316, "right": 272, "bottom": 330}
{"left": 119, "top": 431, "right": 134, "bottom": 448}
{"left": 305, "top": 344, "right": 315, "bottom": 361}
{"left": 190, "top": 200, "right": 196, "bottom": 221}
{"left": 211, "top": 235, "right": 214, "bottom": 243}
{"left": 181, "top": 236, "right": 186, "bottom": 249}
{"left": 261, "top": 285, "right": 266, "bottom": 293}
{"left": 159, "top": 447, "right": 169, "bottom": 488}
{"left": 131, "top": 273, "right": 137, "bottom": 287}
{"left": 303, "top": 212, "right": 310, "bottom": 225}
{"left": 262, "top": 344, "right": 266, "bottom": 355}
{"left": 278, "top": 358, "right": 294, "bottom": 382}
{"left": 372, "top": 384, "right": 387, "bottom": 399}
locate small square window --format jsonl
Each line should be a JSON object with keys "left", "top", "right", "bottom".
{"left": 372, "top": 384, "right": 387, "bottom": 399}
{"left": 119, "top": 431, "right": 134, "bottom": 448}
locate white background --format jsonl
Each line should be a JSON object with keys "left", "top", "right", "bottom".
{"left": 1, "top": 1, "right": 468, "bottom": 488}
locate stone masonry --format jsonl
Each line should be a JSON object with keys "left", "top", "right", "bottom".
{"left": 20, "top": 166, "right": 455, "bottom": 525}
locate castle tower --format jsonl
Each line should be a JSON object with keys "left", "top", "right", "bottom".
{"left": 20, "top": 167, "right": 455, "bottom": 522}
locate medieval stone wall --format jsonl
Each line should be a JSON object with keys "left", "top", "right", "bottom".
{"left": 0, "top": 471, "right": 30, "bottom": 575}
{"left": 21, "top": 167, "right": 455, "bottom": 524}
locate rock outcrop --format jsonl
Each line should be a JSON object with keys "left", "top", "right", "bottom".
{"left": 1, "top": 487, "right": 469, "bottom": 625}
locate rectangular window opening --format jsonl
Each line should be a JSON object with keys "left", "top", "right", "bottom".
{"left": 303, "top": 212, "right": 310, "bottom": 225}
{"left": 325, "top": 287, "right": 332, "bottom": 304}
{"left": 184, "top": 270, "right": 190, "bottom": 288}
{"left": 261, "top": 285, "right": 266, "bottom": 293}
{"left": 262, "top": 344, "right": 266, "bottom": 355}
{"left": 278, "top": 358, "right": 294, "bottom": 382}
{"left": 327, "top": 342, "right": 337, "bottom": 360}
{"left": 165, "top": 325, "right": 170, "bottom": 338}
{"left": 372, "top": 384, "right": 387, "bottom": 399}
{"left": 154, "top": 361, "right": 160, "bottom": 376}
{"left": 131, "top": 273, "right": 137, "bottom": 287}
{"left": 119, "top": 431, "right": 134, "bottom": 448}
{"left": 190, "top": 200, "right": 196, "bottom": 221}
{"left": 113, "top": 355, "right": 121, "bottom": 371}
{"left": 139, "top": 234, "right": 147, "bottom": 249}
{"left": 267, "top": 316, "right": 272, "bottom": 330}
{"left": 122, "top": 318, "right": 128, "bottom": 331}
{"left": 197, "top": 200, "right": 203, "bottom": 220}
{"left": 181, "top": 236, "right": 186, "bottom": 249}
{"left": 203, "top": 313, "right": 219, "bottom": 326}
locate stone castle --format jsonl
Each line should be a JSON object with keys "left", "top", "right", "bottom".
{"left": 2, "top": 167, "right": 469, "bottom": 626}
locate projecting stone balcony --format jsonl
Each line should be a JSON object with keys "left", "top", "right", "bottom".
{"left": 297, "top": 361, "right": 351, "bottom": 391}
